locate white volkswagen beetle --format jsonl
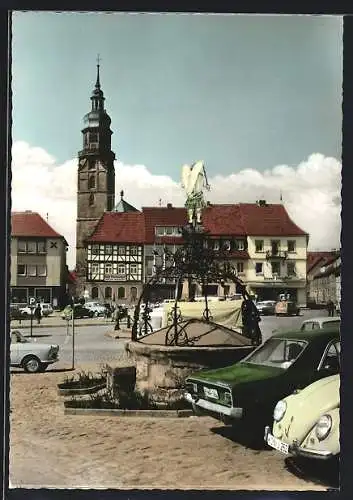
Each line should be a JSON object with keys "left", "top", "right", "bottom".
{"left": 10, "top": 330, "right": 60, "bottom": 373}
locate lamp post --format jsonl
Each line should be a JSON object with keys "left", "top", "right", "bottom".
{"left": 71, "top": 297, "right": 75, "bottom": 370}
{"left": 29, "top": 304, "right": 35, "bottom": 338}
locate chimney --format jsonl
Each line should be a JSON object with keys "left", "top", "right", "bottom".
{"left": 167, "top": 203, "right": 173, "bottom": 209}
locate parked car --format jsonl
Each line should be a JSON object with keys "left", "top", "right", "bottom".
{"left": 10, "top": 305, "right": 29, "bottom": 321}
{"left": 184, "top": 326, "right": 340, "bottom": 438}
{"left": 61, "top": 304, "right": 94, "bottom": 320}
{"left": 84, "top": 301, "right": 107, "bottom": 317}
{"left": 19, "top": 303, "right": 53, "bottom": 317}
{"left": 10, "top": 329, "right": 60, "bottom": 373}
{"left": 265, "top": 374, "right": 339, "bottom": 465}
{"left": 300, "top": 316, "right": 341, "bottom": 331}
{"left": 273, "top": 316, "right": 341, "bottom": 336}
{"left": 275, "top": 300, "right": 300, "bottom": 316}
{"left": 256, "top": 300, "right": 276, "bottom": 316}
{"left": 39, "top": 303, "right": 53, "bottom": 316}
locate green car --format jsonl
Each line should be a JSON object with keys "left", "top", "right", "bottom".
{"left": 184, "top": 326, "right": 340, "bottom": 437}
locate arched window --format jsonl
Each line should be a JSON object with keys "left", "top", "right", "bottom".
{"left": 88, "top": 175, "right": 96, "bottom": 189}
{"left": 92, "top": 287, "right": 99, "bottom": 299}
{"left": 105, "top": 287, "right": 112, "bottom": 299}
{"left": 89, "top": 193, "right": 95, "bottom": 206}
{"left": 118, "top": 287, "right": 125, "bottom": 299}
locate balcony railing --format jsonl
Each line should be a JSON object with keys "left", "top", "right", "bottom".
{"left": 266, "top": 250, "right": 288, "bottom": 260}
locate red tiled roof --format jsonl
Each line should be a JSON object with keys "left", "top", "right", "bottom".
{"left": 142, "top": 207, "right": 187, "bottom": 244}
{"left": 237, "top": 203, "right": 307, "bottom": 237}
{"left": 88, "top": 212, "right": 145, "bottom": 243}
{"left": 307, "top": 251, "right": 338, "bottom": 273}
{"left": 11, "top": 211, "right": 67, "bottom": 244}
{"left": 203, "top": 205, "right": 246, "bottom": 235}
{"left": 88, "top": 203, "right": 307, "bottom": 245}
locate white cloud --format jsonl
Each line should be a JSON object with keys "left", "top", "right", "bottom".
{"left": 11, "top": 141, "right": 341, "bottom": 269}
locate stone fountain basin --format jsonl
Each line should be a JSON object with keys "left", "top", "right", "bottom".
{"left": 126, "top": 319, "right": 255, "bottom": 408}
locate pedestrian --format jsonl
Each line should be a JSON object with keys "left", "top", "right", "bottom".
{"left": 327, "top": 300, "right": 334, "bottom": 317}
{"left": 34, "top": 303, "right": 42, "bottom": 325}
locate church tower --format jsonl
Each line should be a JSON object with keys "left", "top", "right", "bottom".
{"left": 75, "top": 58, "right": 116, "bottom": 279}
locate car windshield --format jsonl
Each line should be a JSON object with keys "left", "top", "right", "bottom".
{"left": 243, "top": 337, "right": 307, "bottom": 369}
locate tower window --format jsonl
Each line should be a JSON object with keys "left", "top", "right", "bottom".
{"left": 90, "top": 132, "right": 98, "bottom": 143}
{"left": 88, "top": 176, "right": 96, "bottom": 189}
{"left": 89, "top": 193, "right": 95, "bottom": 206}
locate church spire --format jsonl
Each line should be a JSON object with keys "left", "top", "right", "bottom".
{"left": 95, "top": 54, "right": 101, "bottom": 89}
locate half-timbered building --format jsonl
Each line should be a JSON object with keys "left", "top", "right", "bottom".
{"left": 85, "top": 212, "right": 145, "bottom": 304}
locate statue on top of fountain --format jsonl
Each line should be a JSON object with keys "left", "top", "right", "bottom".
{"left": 181, "top": 161, "right": 210, "bottom": 225}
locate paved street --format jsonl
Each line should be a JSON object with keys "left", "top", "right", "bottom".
{"left": 12, "top": 309, "right": 331, "bottom": 369}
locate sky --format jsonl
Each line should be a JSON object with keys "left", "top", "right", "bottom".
{"left": 11, "top": 12, "right": 343, "bottom": 268}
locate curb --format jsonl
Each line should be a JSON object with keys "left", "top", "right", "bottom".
{"left": 104, "top": 330, "right": 132, "bottom": 340}
{"left": 10, "top": 320, "right": 115, "bottom": 330}
{"left": 63, "top": 407, "right": 195, "bottom": 417}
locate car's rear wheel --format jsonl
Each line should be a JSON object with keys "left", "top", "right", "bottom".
{"left": 93, "top": 311, "right": 99, "bottom": 317}
{"left": 22, "top": 356, "right": 42, "bottom": 373}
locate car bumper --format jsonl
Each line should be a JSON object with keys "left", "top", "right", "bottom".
{"left": 264, "top": 426, "right": 334, "bottom": 460}
{"left": 184, "top": 392, "right": 243, "bottom": 419}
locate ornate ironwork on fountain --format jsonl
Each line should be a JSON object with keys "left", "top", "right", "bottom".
{"left": 131, "top": 161, "right": 262, "bottom": 347}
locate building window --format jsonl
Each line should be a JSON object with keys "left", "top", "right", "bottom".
{"left": 255, "top": 240, "right": 264, "bottom": 252}
{"left": 90, "top": 132, "right": 98, "bottom": 144}
{"left": 271, "top": 261, "right": 280, "bottom": 275}
{"left": 17, "top": 264, "right": 26, "bottom": 276}
{"left": 89, "top": 193, "right": 95, "bottom": 206}
{"left": 213, "top": 241, "right": 220, "bottom": 251}
{"left": 88, "top": 175, "right": 96, "bottom": 189}
{"left": 288, "top": 240, "right": 296, "bottom": 253}
{"left": 165, "top": 226, "right": 173, "bottom": 236}
{"left": 118, "top": 264, "right": 125, "bottom": 275}
{"left": 156, "top": 227, "right": 164, "bottom": 236}
{"left": 92, "top": 287, "right": 99, "bottom": 299}
{"left": 27, "top": 265, "right": 37, "bottom": 277}
{"left": 130, "top": 286, "right": 138, "bottom": 302}
{"left": 255, "top": 262, "right": 263, "bottom": 274}
{"left": 91, "top": 263, "right": 99, "bottom": 274}
{"left": 118, "top": 287, "right": 125, "bottom": 299}
{"left": 37, "top": 265, "right": 47, "bottom": 277}
{"left": 287, "top": 262, "right": 296, "bottom": 276}
{"left": 236, "top": 262, "right": 244, "bottom": 273}
{"left": 105, "top": 245, "right": 112, "bottom": 255}
{"left": 130, "top": 246, "right": 138, "bottom": 255}
{"left": 27, "top": 241, "right": 37, "bottom": 253}
{"left": 223, "top": 240, "right": 231, "bottom": 251}
{"left": 105, "top": 264, "right": 113, "bottom": 275}
{"left": 92, "top": 245, "right": 99, "bottom": 255}
{"left": 105, "top": 287, "right": 112, "bottom": 299}
{"left": 37, "top": 241, "right": 46, "bottom": 253}
{"left": 18, "top": 240, "right": 27, "bottom": 253}
{"left": 118, "top": 246, "right": 125, "bottom": 255}
{"left": 237, "top": 240, "right": 245, "bottom": 251}
{"left": 130, "top": 264, "right": 138, "bottom": 275}
{"left": 271, "top": 240, "right": 280, "bottom": 255}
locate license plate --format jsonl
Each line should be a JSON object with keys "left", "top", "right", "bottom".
{"left": 203, "top": 386, "right": 219, "bottom": 399}
{"left": 267, "top": 433, "right": 289, "bottom": 454}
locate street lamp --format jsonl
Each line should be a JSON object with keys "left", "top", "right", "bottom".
{"left": 29, "top": 304, "right": 35, "bottom": 338}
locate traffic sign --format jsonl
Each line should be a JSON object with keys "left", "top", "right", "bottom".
{"left": 29, "top": 297, "right": 36, "bottom": 305}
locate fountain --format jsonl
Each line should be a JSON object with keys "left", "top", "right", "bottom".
{"left": 124, "top": 161, "right": 262, "bottom": 408}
